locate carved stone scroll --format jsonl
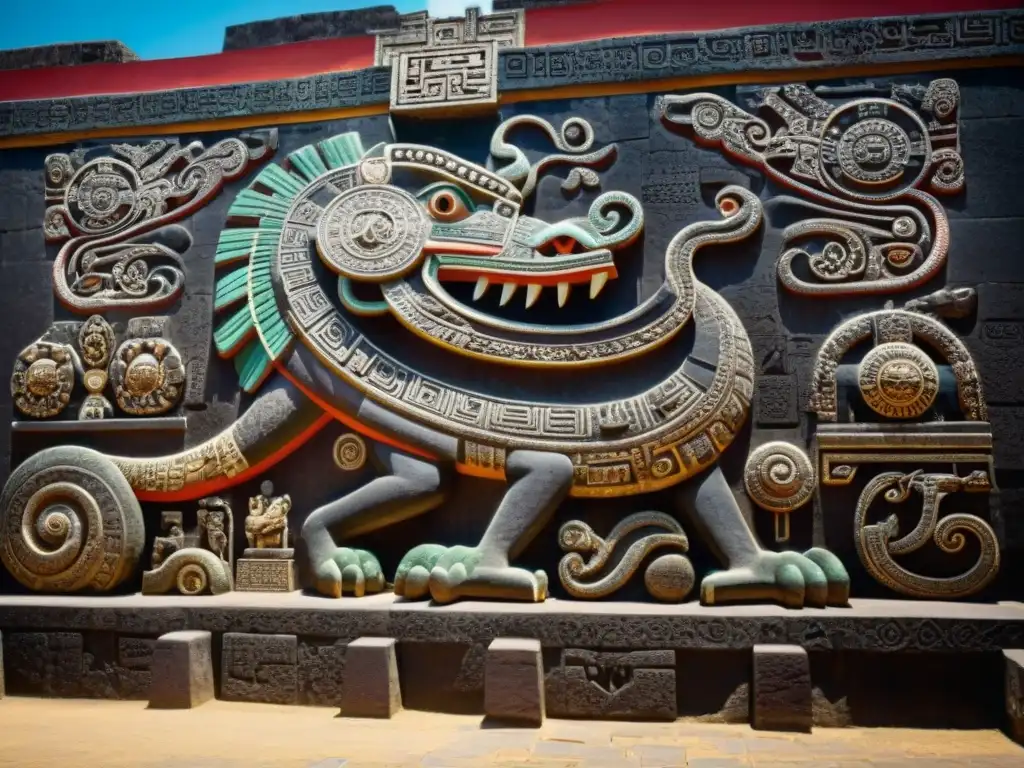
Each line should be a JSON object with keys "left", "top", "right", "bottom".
{"left": 744, "top": 442, "right": 815, "bottom": 543}
{"left": 854, "top": 469, "right": 1000, "bottom": 599}
{"left": 557, "top": 512, "right": 694, "bottom": 601}
{"left": 44, "top": 131, "right": 277, "bottom": 313}
{"left": 661, "top": 80, "right": 962, "bottom": 298}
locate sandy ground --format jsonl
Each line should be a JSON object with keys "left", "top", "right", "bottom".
{"left": 0, "top": 697, "right": 1022, "bottom": 767}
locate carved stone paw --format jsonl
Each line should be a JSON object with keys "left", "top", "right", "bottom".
{"left": 394, "top": 544, "right": 548, "bottom": 603}
{"left": 310, "top": 547, "right": 385, "bottom": 598}
{"left": 700, "top": 548, "right": 850, "bottom": 609}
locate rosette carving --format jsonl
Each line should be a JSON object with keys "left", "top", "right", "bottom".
{"left": 109, "top": 337, "right": 184, "bottom": 416}
{"left": 11, "top": 341, "right": 76, "bottom": 419}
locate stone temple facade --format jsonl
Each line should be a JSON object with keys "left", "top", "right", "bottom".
{"left": 1, "top": 0, "right": 1024, "bottom": 736}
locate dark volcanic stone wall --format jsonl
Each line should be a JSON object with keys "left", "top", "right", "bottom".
{"left": 0, "top": 66, "right": 1022, "bottom": 599}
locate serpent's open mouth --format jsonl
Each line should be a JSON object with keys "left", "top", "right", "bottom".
{"left": 424, "top": 239, "right": 618, "bottom": 309}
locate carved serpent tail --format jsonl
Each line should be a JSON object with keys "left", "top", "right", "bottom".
{"left": 558, "top": 512, "right": 689, "bottom": 599}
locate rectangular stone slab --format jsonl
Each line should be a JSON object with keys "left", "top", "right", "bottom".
{"left": 485, "top": 637, "right": 544, "bottom": 726}
{"left": 148, "top": 630, "right": 214, "bottom": 709}
{"left": 1004, "top": 649, "right": 1024, "bottom": 744}
{"left": 235, "top": 558, "right": 297, "bottom": 592}
{"left": 221, "top": 632, "right": 298, "bottom": 705}
{"left": 752, "top": 644, "right": 812, "bottom": 733}
{"left": 339, "top": 637, "right": 401, "bottom": 718}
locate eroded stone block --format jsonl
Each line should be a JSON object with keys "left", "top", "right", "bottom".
{"left": 752, "top": 644, "right": 812, "bottom": 732}
{"left": 546, "top": 649, "right": 676, "bottom": 720}
{"left": 222, "top": 632, "right": 298, "bottom": 705}
{"left": 149, "top": 630, "right": 214, "bottom": 709}
{"left": 485, "top": 637, "right": 544, "bottom": 726}
{"left": 5, "top": 631, "right": 84, "bottom": 696}
{"left": 340, "top": 637, "right": 401, "bottom": 718}
{"left": 299, "top": 637, "right": 349, "bottom": 707}
{"left": 1004, "top": 649, "right": 1024, "bottom": 743}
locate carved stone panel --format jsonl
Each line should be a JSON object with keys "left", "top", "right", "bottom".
{"left": 221, "top": 633, "right": 298, "bottom": 705}
{"left": 545, "top": 649, "right": 677, "bottom": 720}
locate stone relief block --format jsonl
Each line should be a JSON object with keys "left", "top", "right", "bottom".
{"left": 2, "top": 631, "right": 155, "bottom": 699}
{"left": 752, "top": 644, "right": 812, "bottom": 733}
{"left": 221, "top": 632, "right": 298, "bottom": 705}
{"left": 545, "top": 649, "right": 677, "bottom": 720}
{"left": 485, "top": 638, "right": 544, "bottom": 726}
{"left": 298, "top": 637, "right": 349, "bottom": 707}
{"left": 339, "top": 637, "right": 401, "bottom": 718}
{"left": 1004, "top": 649, "right": 1024, "bottom": 744}
{"left": 148, "top": 630, "right": 214, "bottom": 709}
{"left": 755, "top": 376, "right": 800, "bottom": 427}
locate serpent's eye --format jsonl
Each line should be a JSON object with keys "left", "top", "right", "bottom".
{"left": 428, "top": 189, "right": 470, "bottom": 222}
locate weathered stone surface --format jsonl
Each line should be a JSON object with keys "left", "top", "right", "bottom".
{"left": 1004, "top": 649, "right": 1024, "bottom": 744}
{"left": 3, "top": 12, "right": 1022, "bottom": 138}
{"left": 1, "top": 594, "right": 1023, "bottom": 653}
{"left": 148, "top": 630, "right": 214, "bottom": 709}
{"left": 298, "top": 637, "right": 349, "bottom": 707}
{"left": 0, "top": 41, "right": 138, "bottom": 71}
{"left": 340, "top": 637, "right": 401, "bottom": 718}
{"left": 223, "top": 6, "right": 400, "bottom": 51}
{"left": 235, "top": 558, "right": 297, "bottom": 591}
{"left": 1, "top": 630, "right": 156, "bottom": 699}
{"left": 486, "top": 637, "right": 544, "bottom": 726}
{"left": 545, "top": 649, "right": 676, "bottom": 720}
{"left": 752, "top": 644, "right": 812, "bottom": 733}
{"left": 221, "top": 633, "right": 298, "bottom": 705}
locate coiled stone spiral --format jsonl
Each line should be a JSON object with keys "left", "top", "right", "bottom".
{"left": 743, "top": 441, "right": 816, "bottom": 513}
{"left": 0, "top": 446, "right": 144, "bottom": 592}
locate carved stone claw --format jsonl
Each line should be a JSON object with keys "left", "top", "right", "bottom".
{"left": 310, "top": 547, "right": 385, "bottom": 598}
{"left": 429, "top": 565, "right": 549, "bottom": 605}
{"left": 700, "top": 548, "right": 850, "bottom": 609}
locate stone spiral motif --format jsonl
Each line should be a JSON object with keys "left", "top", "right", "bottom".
{"left": 333, "top": 433, "right": 368, "bottom": 471}
{"left": 109, "top": 337, "right": 184, "bottom": 416}
{"left": 743, "top": 441, "right": 816, "bottom": 513}
{"left": 140, "top": 548, "right": 231, "bottom": 596}
{"left": 557, "top": 512, "right": 693, "bottom": 601}
{"left": 0, "top": 446, "right": 144, "bottom": 592}
{"left": 10, "top": 341, "right": 76, "bottom": 419}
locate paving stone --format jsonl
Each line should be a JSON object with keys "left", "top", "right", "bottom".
{"left": 485, "top": 637, "right": 544, "bottom": 726}
{"left": 148, "top": 630, "right": 214, "bottom": 709}
{"left": 628, "top": 743, "right": 687, "bottom": 767}
{"left": 340, "top": 637, "right": 401, "bottom": 718}
{"left": 752, "top": 645, "right": 812, "bottom": 733}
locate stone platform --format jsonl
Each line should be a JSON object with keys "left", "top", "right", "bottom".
{"left": 0, "top": 593, "right": 1021, "bottom": 731}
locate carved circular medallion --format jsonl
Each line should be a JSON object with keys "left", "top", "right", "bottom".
{"left": 818, "top": 101, "right": 930, "bottom": 200}
{"left": 316, "top": 185, "right": 430, "bottom": 282}
{"left": 176, "top": 563, "right": 209, "bottom": 596}
{"left": 109, "top": 338, "right": 184, "bottom": 416}
{"left": 11, "top": 342, "right": 75, "bottom": 419}
{"left": 65, "top": 158, "right": 141, "bottom": 234}
{"left": 743, "top": 441, "right": 816, "bottom": 513}
{"left": 333, "top": 433, "right": 368, "bottom": 472}
{"left": 858, "top": 342, "right": 939, "bottom": 419}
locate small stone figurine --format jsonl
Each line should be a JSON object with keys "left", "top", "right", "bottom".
{"left": 142, "top": 503, "right": 234, "bottom": 596}
{"left": 236, "top": 481, "right": 298, "bottom": 592}
{"left": 244, "top": 480, "right": 293, "bottom": 550}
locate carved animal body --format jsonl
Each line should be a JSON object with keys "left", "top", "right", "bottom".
{"left": 6, "top": 117, "right": 850, "bottom": 608}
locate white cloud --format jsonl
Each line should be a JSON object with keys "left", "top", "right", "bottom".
{"left": 427, "top": 0, "right": 493, "bottom": 17}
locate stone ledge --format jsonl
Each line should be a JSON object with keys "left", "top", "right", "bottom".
{"left": 0, "top": 41, "right": 138, "bottom": 72}
{"left": 1, "top": 9, "right": 1021, "bottom": 140}
{"left": 0, "top": 594, "right": 1021, "bottom": 652}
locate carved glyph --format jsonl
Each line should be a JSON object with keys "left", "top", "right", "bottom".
{"left": 44, "top": 131, "right": 276, "bottom": 313}
{"left": 10, "top": 341, "right": 76, "bottom": 419}
{"left": 854, "top": 469, "right": 999, "bottom": 598}
{"left": 743, "top": 442, "right": 815, "bottom": 542}
{"left": 661, "top": 80, "right": 962, "bottom": 298}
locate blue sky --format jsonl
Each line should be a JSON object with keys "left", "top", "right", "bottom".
{"left": 1, "top": 0, "right": 490, "bottom": 60}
